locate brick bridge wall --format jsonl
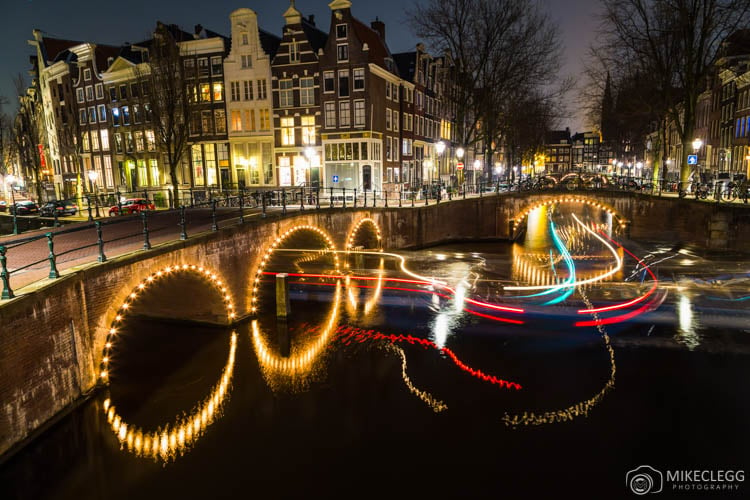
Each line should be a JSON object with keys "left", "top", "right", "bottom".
{"left": 1, "top": 194, "right": 748, "bottom": 457}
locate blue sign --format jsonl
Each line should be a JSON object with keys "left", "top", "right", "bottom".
{"left": 687, "top": 155, "right": 698, "bottom": 165}
{"left": 332, "top": 175, "right": 339, "bottom": 183}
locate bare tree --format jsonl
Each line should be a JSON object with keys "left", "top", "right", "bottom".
{"left": 136, "top": 22, "right": 192, "bottom": 208}
{"left": 12, "top": 74, "right": 46, "bottom": 202}
{"left": 0, "top": 96, "right": 11, "bottom": 176}
{"left": 600, "top": 0, "right": 750, "bottom": 185}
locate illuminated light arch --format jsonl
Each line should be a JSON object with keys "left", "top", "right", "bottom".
{"left": 250, "top": 225, "right": 340, "bottom": 315}
{"left": 251, "top": 282, "right": 342, "bottom": 378}
{"left": 99, "top": 263, "right": 236, "bottom": 383}
{"left": 510, "top": 196, "right": 627, "bottom": 230}
{"left": 102, "top": 332, "right": 237, "bottom": 463}
{"left": 345, "top": 217, "right": 383, "bottom": 250}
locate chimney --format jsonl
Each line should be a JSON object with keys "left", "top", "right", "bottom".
{"left": 194, "top": 24, "right": 203, "bottom": 35}
{"left": 308, "top": 14, "right": 315, "bottom": 26}
{"left": 371, "top": 17, "right": 385, "bottom": 40}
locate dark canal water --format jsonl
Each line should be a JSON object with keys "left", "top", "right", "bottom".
{"left": 2, "top": 204, "right": 749, "bottom": 499}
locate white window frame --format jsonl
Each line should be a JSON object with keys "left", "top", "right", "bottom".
{"left": 339, "top": 101, "right": 351, "bottom": 128}
{"left": 324, "top": 102, "right": 336, "bottom": 128}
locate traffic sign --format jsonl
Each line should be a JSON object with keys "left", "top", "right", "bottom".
{"left": 456, "top": 162, "right": 464, "bottom": 170}
{"left": 332, "top": 175, "right": 339, "bottom": 183}
{"left": 687, "top": 155, "right": 698, "bottom": 165}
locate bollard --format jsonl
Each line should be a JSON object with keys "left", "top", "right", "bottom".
{"left": 384, "top": 189, "right": 388, "bottom": 208}
{"left": 399, "top": 187, "right": 402, "bottom": 207}
{"left": 116, "top": 191, "right": 123, "bottom": 216}
{"left": 46, "top": 232, "right": 60, "bottom": 278}
{"left": 141, "top": 211, "right": 151, "bottom": 250}
{"left": 0, "top": 246, "right": 14, "bottom": 299}
{"left": 354, "top": 189, "right": 358, "bottom": 208}
{"left": 211, "top": 199, "right": 218, "bottom": 231}
{"left": 316, "top": 187, "right": 321, "bottom": 210}
{"left": 53, "top": 207, "right": 60, "bottom": 227}
{"left": 373, "top": 189, "right": 377, "bottom": 208}
{"left": 239, "top": 193, "right": 245, "bottom": 223}
{"left": 282, "top": 188, "right": 287, "bottom": 215}
{"left": 364, "top": 189, "right": 367, "bottom": 207}
{"left": 261, "top": 191, "right": 267, "bottom": 218}
{"left": 96, "top": 221, "right": 107, "bottom": 262}
{"left": 86, "top": 194, "right": 93, "bottom": 221}
{"left": 180, "top": 206, "right": 188, "bottom": 240}
{"left": 276, "top": 273, "right": 290, "bottom": 318}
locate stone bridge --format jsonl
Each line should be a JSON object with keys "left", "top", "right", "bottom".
{"left": 1, "top": 191, "right": 749, "bottom": 458}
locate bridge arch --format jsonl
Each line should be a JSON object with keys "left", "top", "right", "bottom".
{"left": 249, "top": 224, "right": 339, "bottom": 315}
{"left": 345, "top": 217, "right": 383, "bottom": 250}
{"left": 510, "top": 195, "right": 628, "bottom": 231}
{"left": 99, "top": 263, "right": 236, "bottom": 384}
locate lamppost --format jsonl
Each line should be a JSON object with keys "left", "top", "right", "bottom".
{"left": 435, "top": 141, "right": 446, "bottom": 186}
{"left": 5, "top": 175, "right": 18, "bottom": 235}
{"left": 87, "top": 170, "right": 101, "bottom": 218}
{"left": 456, "top": 146, "right": 465, "bottom": 189}
{"left": 692, "top": 138, "right": 703, "bottom": 179}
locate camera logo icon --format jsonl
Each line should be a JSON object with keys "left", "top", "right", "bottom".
{"left": 626, "top": 465, "right": 664, "bottom": 495}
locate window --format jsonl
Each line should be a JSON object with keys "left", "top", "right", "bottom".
{"left": 231, "top": 110, "right": 242, "bottom": 131}
{"left": 386, "top": 109, "right": 392, "bottom": 130}
{"left": 324, "top": 102, "right": 336, "bottom": 128}
{"left": 394, "top": 111, "right": 399, "bottom": 132}
{"left": 259, "top": 109, "right": 270, "bottom": 130}
{"left": 386, "top": 82, "right": 391, "bottom": 99}
{"left": 97, "top": 104, "right": 106, "bottom": 122}
{"left": 324, "top": 71, "right": 335, "bottom": 93}
{"left": 95, "top": 84, "right": 104, "bottom": 99}
{"left": 77, "top": 88, "right": 85, "bottom": 103}
{"left": 338, "top": 70, "right": 349, "bottom": 97}
{"left": 289, "top": 41, "right": 299, "bottom": 63}
{"left": 257, "top": 79, "right": 267, "bottom": 100}
{"left": 200, "top": 83, "right": 211, "bottom": 102}
{"left": 393, "top": 83, "right": 399, "bottom": 102}
{"left": 241, "top": 55, "right": 252, "bottom": 69}
{"left": 213, "top": 82, "right": 224, "bottom": 102}
{"left": 91, "top": 131, "right": 100, "bottom": 151}
{"left": 211, "top": 56, "right": 222, "bottom": 76}
{"left": 145, "top": 130, "right": 156, "bottom": 151}
{"left": 241, "top": 32, "right": 249, "bottom": 45}
{"left": 300, "top": 77, "right": 315, "bottom": 106}
{"left": 184, "top": 59, "right": 195, "bottom": 78}
{"left": 133, "top": 104, "right": 142, "bottom": 124}
{"left": 149, "top": 159, "right": 160, "bottom": 186}
{"left": 108, "top": 86, "right": 116, "bottom": 102}
{"left": 354, "top": 100, "right": 365, "bottom": 127}
{"left": 244, "top": 110, "right": 255, "bottom": 132}
{"left": 243, "top": 80, "right": 253, "bottom": 100}
{"left": 353, "top": 68, "right": 365, "bottom": 91}
{"left": 88, "top": 106, "right": 97, "bottom": 123}
{"left": 385, "top": 136, "right": 391, "bottom": 161}
{"left": 231, "top": 81, "right": 240, "bottom": 101}
{"left": 301, "top": 115, "right": 315, "bottom": 145}
{"left": 337, "top": 44, "right": 349, "bottom": 62}
{"left": 215, "top": 109, "right": 226, "bottom": 134}
{"left": 402, "top": 139, "right": 413, "bottom": 156}
{"left": 126, "top": 133, "right": 135, "bottom": 152}
{"left": 122, "top": 106, "right": 130, "bottom": 125}
{"left": 100, "top": 129, "right": 109, "bottom": 150}
{"left": 280, "top": 79, "right": 294, "bottom": 107}
{"left": 84, "top": 69, "right": 91, "bottom": 81}
{"left": 86, "top": 86, "right": 94, "bottom": 101}
{"left": 144, "top": 103, "right": 151, "bottom": 123}
{"left": 336, "top": 24, "right": 348, "bottom": 39}
{"left": 130, "top": 83, "right": 140, "bottom": 98}
{"left": 111, "top": 107, "right": 120, "bottom": 126}
{"left": 198, "top": 58, "right": 209, "bottom": 77}
{"left": 339, "top": 101, "right": 351, "bottom": 127}
{"left": 135, "top": 131, "right": 144, "bottom": 152}
{"left": 82, "top": 132, "right": 90, "bottom": 152}
{"left": 281, "top": 117, "right": 295, "bottom": 146}
{"left": 114, "top": 133, "right": 123, "bottom": 153}
{"left": 142, "top": 82, "right": 150, "bottom": 96}
{"left": 201, "top": 110, "right": 213, "bottom": 135}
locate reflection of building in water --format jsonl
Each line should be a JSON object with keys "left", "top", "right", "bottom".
{"left": 252, "top": 282, "right": 341, "bottom": 386}
{"left": 103, "top": 332, "right": 237, "bottom": 463}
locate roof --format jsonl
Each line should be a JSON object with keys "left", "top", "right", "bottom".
{"left": 351, "top": 18, "right": 396, "bottom": 74}
{"left": 259, "top": 28, "right": 282, "bottom": 58}
{"left": 546, "top": 130, "right": 571, "bottom": 144}
{"left": 301, "top": 17, "right": 328, "bottom": 53}
{"left": 39, "top": 36, "right": 84, "bottom": 64}
{"left": 94, "top": 45, "right": 121, "bottom": 72}
{"left": 393, "top": 52, "right": 416, "bottom": 81}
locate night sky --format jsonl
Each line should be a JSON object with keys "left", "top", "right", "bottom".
{"left": 0, "top": 0, "right": 600, "bottom": 132}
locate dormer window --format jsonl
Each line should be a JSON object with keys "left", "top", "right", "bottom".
{"left": 336, "top": 24, "right": 347, "bottom": 39}
{"left": 337, "top": 44, "right": 349, "bottom": 62}
{"left": 289, "top": 41, "right": 300, "bottom": 63}
{"left": 241, "top": 32, "right": 249, "bottom": 45}
{"left": 84, "top": 69, "right": 91, "bottom": 81}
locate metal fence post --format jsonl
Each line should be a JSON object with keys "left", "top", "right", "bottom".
{"left": 364, "top": 189, "right": 367, "bottom": 207}
{"left": 239, "top": 193, "right": 245, "bottom": 223}
{"left": 399, "top": 187, "right": 402, "bottom": 207}
{"left": 281, "top": 188, "right": 287, "bottom": 215}
{"left": 53, "top": 207, "right": 60, "bottom": 228}
{"left": 96, "top": 221, "right": 107, "bottom": 262}
{"left": 211, "top": 199, "right": 218, "bottom": 231}
{"left": 300, "top": 188, "right": 305, "bottom": 211}
{"left": 261, "top": 191, "right": 267, "bottom": 218}
{"left": 180, "top": 205, "right": 188, "bottom": 240}
{"left": 86, "top": 194, "right": 93, "bottom": 221}
{"left": 0, "top": 246, "right": 13, "bottom": 299}
{"left": 354, "top": 189, "right": 358, "bottom": 208}
{"left": 373, "top": 189, "right": 377, "bottom": 208}
{"left": 330, "top": 186, "right": 334, "bottom": 208}
{"left": 46, "top": 232, "right": 60, "bottom": 279}
{"left": 342, "top": 188, "right": 347, "bottom": 209}
{"left": 384, "top": 188, "right": 388, "bottom": 207}
{"left": 411, "top": 190, "right": 415, "bottom": 207}
{"left": 425, "top": 188, "right": 429, "bottom": 206}
{"left": 479, "top": 182, "right": 483, "bottom": 198}
{"left": 142, "top": 211, "right": 151, "bottom": 250}
{"left": 116, "top": 190, "right": 123, "bottom": 216}
{"left": 316, "top": 187, "right": 320, "bottom": 210}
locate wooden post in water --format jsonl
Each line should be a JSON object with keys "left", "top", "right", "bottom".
{"left": 276, "top": 273, "right": 290, "bottom": 318}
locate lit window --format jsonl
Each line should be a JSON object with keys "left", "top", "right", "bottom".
{"left": 281, "top": 117, "right": 295, "bottom": 146}
{"left": 111, "top": 107, "right": 119, "bottom": 126}
{"left": 301, "top": 115, "right": 315, "bottom": 145}
{"left": 145, "top": 130, "right": 156, "bottom": 151}
{"left": 259, "top": 109, "right": 270, "bottom": 130}
{"left": 215, "top": 109, "right": 226, "bottom": 134}
{"left": 201, "top": 110, "right": 213, "bottom": 135}
{"left": 300, "top": 77, "right": 315, "bottom": 106}
{"left": 100, "top": 129, "right": 110, "bottom": 150}
{"left": 231, "top": 110, "right": 242, "bottom": 131}
{"left": 213, "top": 82, "right": 224, "bottom": 102}
{"left": 200, "top": 83, "right": 211, "bottom": 102}
{"left": 122, "top": 106, "right": 130, "bottom": 126}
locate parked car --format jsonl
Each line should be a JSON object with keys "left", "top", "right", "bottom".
{"left": 10, "top": 200, "right": 39, "bottom": 215}
{"left": 40, "top": 200, "right": 78, "bottom": 217}
{"left": 108, "top": 198, "right": 155, "bottom": 216}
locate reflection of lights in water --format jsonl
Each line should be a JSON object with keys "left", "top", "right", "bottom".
{"left": 363, "top": 259, "right": 384, "bottom": 315}
{"left": 100, "top": 264, "right": 235, "bottom": 383}
{"left": 335, "top": 326, "right": 521, "bottom": 390}
{"left": 384, "top": 343, "right": 447, "bottom": 413}
{"left": 676, "top": 292, "right": 701, "bottom": 350}
{"left": 503, "top": 290, "right": 615, "bottom": 426}
{"left": 435, "top": 254, "right": 447, "bottom": 261}
{"left": 454, "top": 282, "right": 466, "bottom": 313}
{"left": 252, "top": 283, "right": 341, "bottom": 380}
{"left": 103, "top": 332, "right": 237, "bottom": 463}
{"left": 525, "top": 205, "right": 550, "bottom": 250}
{"left": 433, "top": 312, "right": 450, "bottom": 349}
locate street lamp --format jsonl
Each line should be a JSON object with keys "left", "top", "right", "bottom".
{"left": 87, "top": 170, "right": 101, "bottom": 219}
{"left": 5, "top": 175, "right": 18, "bottom": 235}
{"left": 435, "top": 141, "right": 446, "bottom": 186}
{"left": 456, "top": 147, "right": 465, "bottom": 189}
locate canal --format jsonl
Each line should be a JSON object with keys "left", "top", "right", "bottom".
{"left": 1, "top": 203, "right": 749, "bottom": 498}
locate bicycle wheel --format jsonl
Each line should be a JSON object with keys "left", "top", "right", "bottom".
{"left": 727, "top": 189, "right": 738, "bottom": 202}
